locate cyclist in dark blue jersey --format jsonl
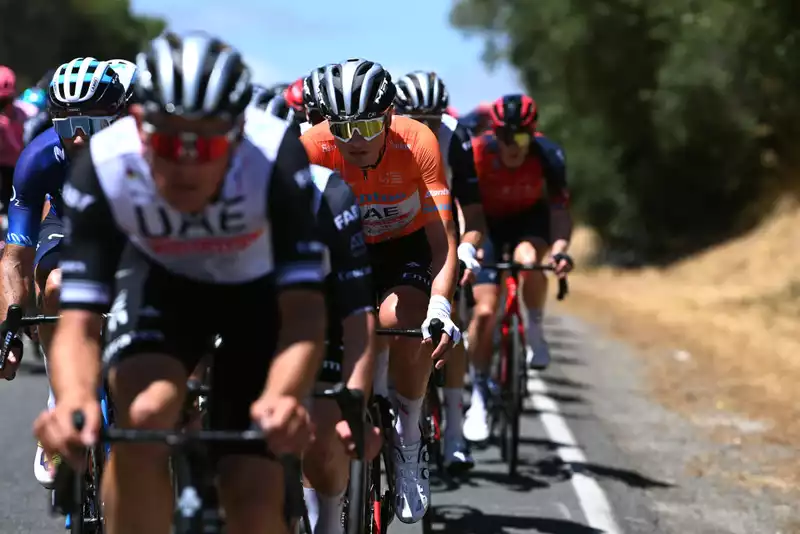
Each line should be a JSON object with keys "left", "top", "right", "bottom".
{"left": 0, "top": 57, "right": 130, "bottom": 488}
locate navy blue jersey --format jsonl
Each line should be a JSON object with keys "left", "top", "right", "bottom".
{"left": 6, "top": 128, "right": 66, "bottom": 247}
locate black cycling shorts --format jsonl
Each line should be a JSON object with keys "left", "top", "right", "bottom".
{"left": 475, "top": 202, "right": 551, "bottom": 285}
{"left": 104, "top": 244, "right": 280, "bottom": 458}
{"left": 369, "top": 230, "right": 432, "bottom": 302}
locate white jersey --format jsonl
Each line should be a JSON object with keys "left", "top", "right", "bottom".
{"left": 59, "top": 114, "right": 327, "bottom": 310}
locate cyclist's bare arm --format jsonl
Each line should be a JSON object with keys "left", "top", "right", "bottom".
{"left": 267, "top": 290, "right": 326, "bottom": 399}
{"left": 0, "top": 245, "right": 34, "bottom": 320}
{"left": 460, "top": 203, "right": 486, "bottom": 248}
{"left": 550, "top": 207, "right": 573, "bottom": 255}
{"left": 425, "top": 218, "right": 459, "bottom": 301}
{"left": 342, "top": 312, "right": 376, "bottom": 397}
{"left": 416, "top": 128, "right": 458, "bottom": 301}
{"left": 263, "top": 136, "right": 328, "bottom": 401}
{"left": 49, "top": 310, "right": 105, "bottom": 401}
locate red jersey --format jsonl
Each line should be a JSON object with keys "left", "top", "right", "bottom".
{"left": 472, "top": 132, "right": 569, "bottom": 218}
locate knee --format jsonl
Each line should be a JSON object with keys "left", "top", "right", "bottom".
{"left": 307, "top": 401, "right": 342, "bottom": 465}
{"left": 219, "top": 457, "right": 284, "bottom": 516}
{"left": 42, "top": 269, "right": 61, "bottom": 311}
{"left": 472, "top": 301, "right": 497, "bottom": 325}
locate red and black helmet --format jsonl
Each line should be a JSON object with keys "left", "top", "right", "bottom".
{"left": 283, "top": 77, "right": 305, "bottom": 113}
{"left": 489, "top": 94, "right": 538, "bottom": 132}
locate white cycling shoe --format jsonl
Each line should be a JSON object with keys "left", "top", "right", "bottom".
{"left": 443, "top": 436, "right": 475, "bottom": 474}
{"left": 527, "top": 340, "right": 552, "bottom": 370}
{"left": 463, "top": 402, "right": 491, "bottom": 443}
{"left": 34, "top": 442, "right": 58, "bottom": 489}
{"left": 393, "top": 440, "right": 430, "bottom": 523}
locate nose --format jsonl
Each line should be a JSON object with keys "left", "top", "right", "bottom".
{"left": 348, "top": 132, "right": 369, "bottom": 148}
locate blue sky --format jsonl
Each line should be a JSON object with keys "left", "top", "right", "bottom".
{"left": 130, "top": 0, "right": 522, "bottom": 113}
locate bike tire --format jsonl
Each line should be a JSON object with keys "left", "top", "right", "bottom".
{"left": 70, "top": 476, "right": 86, "bottom": 534}
{"left": 345, "top": 459, "right": 367, "bottom": 534}
{"left": 507, "top": 315, "right": 522, "bottom": 477}
{"left": 87, "top": 443, "right": 105, "bottom": 533}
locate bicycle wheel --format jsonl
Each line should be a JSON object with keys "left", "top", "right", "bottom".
{"left": 84, "top": 443, "right": 105, "bottom": 533}
{"left": 69, "top": 472, "right": 87, "bottom": 534}
{"left": 344, "top": 459, "right": 367, "bottom": 534}
{"left": 503, "top": 315, "right": 522, "bottom": 477}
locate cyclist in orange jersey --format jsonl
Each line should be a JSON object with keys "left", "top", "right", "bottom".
{"left": 302, "top": 59, "right": 459, "bottom": 525}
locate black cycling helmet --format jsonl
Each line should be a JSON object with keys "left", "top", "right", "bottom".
{"left": 134, "top": 30, "right": 253, "bottom": 120}
{"left": 301, "top": 74, "right": 325, "bottom": 125}
{"left": 310, "top": 58, "right": 396, "bottom": 121}
{"left": 394, "top": 71, "right": 449, "bottom": 115}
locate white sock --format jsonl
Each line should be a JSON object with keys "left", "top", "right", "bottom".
{"left": 526, "top": 308, "right": 544, "bottom": 346}
{"left": 470, "top": 376, "right": 487, "bottom": 413}
{"left": 304, "top": 487, "right": 320, "bottom": 532}
{"left": 47, "top": 386, "right": 56, "bottom": 411}
{"left": 43, "top": 354, "right": 56, "bottom": 411}
{"left": 443, "top": 388, "right": 463, "bottom": 440}
{"left": 373, "top": 348, "right": 389, "bottom": 398}
{"left": 317, "top": 489, "right": 345, "bottom": 534}
{"left": 393, "top": 393, "right": 423, "bottom": 446}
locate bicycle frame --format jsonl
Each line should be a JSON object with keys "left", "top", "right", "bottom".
{"left": 498, "top": 272, "right": 526, "bottom": 389}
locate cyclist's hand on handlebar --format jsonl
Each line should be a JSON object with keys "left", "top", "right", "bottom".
{"left": 422, "top": 317, "right": 461, "bottom": 368}
{"left": 549, "top": 252, "right": 574, "bottom": 278}
{"left": 0, "top": 342, "right": 22, "bottom": 380}
{"left": 251, "top": 394, "right": 315, "bottom": 456}
{"left": 335, "top": 419, "right": 383, "bottom": 461}
{"left": 32, "top": 396, "right": 101, "bottom": 473}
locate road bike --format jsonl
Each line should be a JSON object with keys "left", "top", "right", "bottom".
{"left": 479, "top": 263, "right": 568, "bottom": 477}
{"left": 0, "top": 305, "right": 112, "bottom": 533}
{"left": 373, "top": 318, "right": 445, "bottom": 532}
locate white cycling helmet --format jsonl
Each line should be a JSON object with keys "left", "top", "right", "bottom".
{"left": 106, "top": 59, "right": 138, "bottom": 102}
{"left": 48, "top": 57, "right": 126, "bottom": 115}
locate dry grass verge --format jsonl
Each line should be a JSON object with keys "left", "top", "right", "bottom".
{"left": 562, "top": 198, "right": 800, "bottom": 491}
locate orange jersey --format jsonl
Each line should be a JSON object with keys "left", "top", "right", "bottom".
{"left": 300, "top": 115, "right": 451, "bottom": 244}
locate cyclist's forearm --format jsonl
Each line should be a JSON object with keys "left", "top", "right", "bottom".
{"left": 0, "top": 249, "right": 33, "bottom": 320}
{"left": 341, "top": 311, "right": 375, "bottom": 399}
{"left": 49, "top": 311, "right": 103, "bottom": 402}
{"left": 550, "top": 208, "right": 573, "bottom": 254}
{"left": 429, "top": 220, "right": 459, "bottom": 300}
{"left": 460, "top": 204, "right": 485, "bottom": 248}
{"left": 267, "top": 291, "right": 326, "bottom": 399}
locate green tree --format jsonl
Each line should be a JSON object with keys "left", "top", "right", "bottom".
{"left": 0, "top": 0, "right": 166, "bottom": 86}
{"left": 452, "top": 0, "right": 800, "bottom": 262}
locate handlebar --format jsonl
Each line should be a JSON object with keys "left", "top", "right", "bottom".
{"left": 479, "top": 263, "right": 569, "bottom": 301}
{"left": 0, "top": 305, "right": 61, "bottom": 381}
{"left": 53, "top": 382, "right": 367, "bottom": 515}
{"left": 375, "top": 317, "right": 444, "bottom": 344}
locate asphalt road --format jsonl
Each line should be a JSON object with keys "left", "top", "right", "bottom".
{"left": 0, "top": 315, "right": 788, "bottom": 533}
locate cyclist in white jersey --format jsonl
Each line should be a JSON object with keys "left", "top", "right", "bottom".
{"left": 393, "top": 71, "right": 486, "bottom": 471}
{"left": 34, "top": 31, "right": 327, "bottom": 534}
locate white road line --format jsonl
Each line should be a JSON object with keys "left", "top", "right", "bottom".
{"left": 527, "top": 371, "right": 624, "bottom": 534}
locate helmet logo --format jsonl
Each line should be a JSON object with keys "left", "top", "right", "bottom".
{"left": 374, "top": 79, "right": 389, "bottom": 104}
{"left": 229, "top": 70, "right": 251, "bottom": 104}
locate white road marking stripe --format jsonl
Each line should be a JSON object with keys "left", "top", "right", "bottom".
{"left": 528, "top": 371, "right": 624, "bottom": 533}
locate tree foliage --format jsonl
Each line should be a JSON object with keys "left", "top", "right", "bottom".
{"left": 452, "top": 0, "right": 800, "bottom": 262}
{"left": 0, "top": 0, "right": 166, "bottom": 86}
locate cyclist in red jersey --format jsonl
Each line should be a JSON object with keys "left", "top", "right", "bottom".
{"left": 463, "top": 94, "right": 574, "bottom": 444}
